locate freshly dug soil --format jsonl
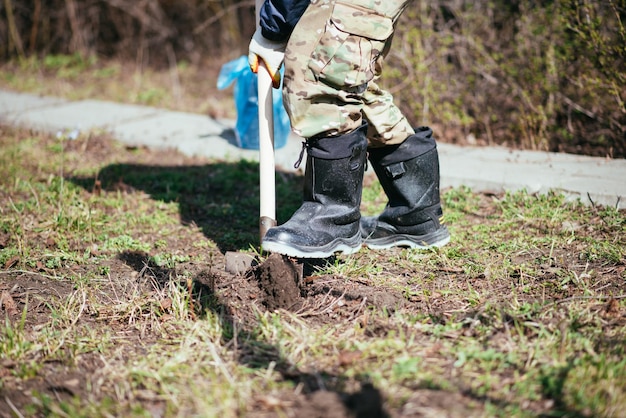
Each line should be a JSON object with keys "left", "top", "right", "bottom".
{"left": 253, "top": 253, "right": 303, "bottom": 311}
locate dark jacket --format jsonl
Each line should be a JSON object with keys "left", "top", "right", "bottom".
{"left": 259, "top": 0, "right": 309, "bottom": 42}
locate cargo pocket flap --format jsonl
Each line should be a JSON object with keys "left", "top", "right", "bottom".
{"left": 330, "top": 3, "right": 393, "bottom": 41}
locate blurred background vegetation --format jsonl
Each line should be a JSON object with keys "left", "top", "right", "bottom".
{"left": 1, "top": 0, "right": 624, "bottom": 157}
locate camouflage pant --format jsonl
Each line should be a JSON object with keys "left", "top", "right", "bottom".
{"left": 283, "top": 0, "right": 415, "bottom": 147}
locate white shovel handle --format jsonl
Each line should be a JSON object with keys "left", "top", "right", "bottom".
{"left": 256, "top": 0, "right": 277, "bottom": 241}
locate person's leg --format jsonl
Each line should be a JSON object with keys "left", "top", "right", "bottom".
{"left": 359, "top": 80, "right": 450, "bottom": 249}
{"left": 261, "top": 124, "right": 368, "bottom": 258}
{"left": 263, "top": 0, "right": 415, "bottom": 257}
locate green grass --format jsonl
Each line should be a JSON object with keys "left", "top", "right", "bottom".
{"left": 0, "top": 124, "right": 625, "bottom": 416}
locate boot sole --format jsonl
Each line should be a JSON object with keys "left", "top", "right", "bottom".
{"left": 364, "top": 228, "right": 451, "bottom": 250}
{"left": 262, "top": 235, "right": 362, "bottom": 259}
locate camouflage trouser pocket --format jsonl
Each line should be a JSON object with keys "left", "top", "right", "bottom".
{"left": 307, "top": 2, "right": 393, "bottom": 88}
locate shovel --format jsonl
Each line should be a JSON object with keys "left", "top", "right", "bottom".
{"left": 256, "top": 0, "right": 277, "bottom": 242}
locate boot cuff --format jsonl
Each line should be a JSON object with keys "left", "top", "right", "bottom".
{"left": 307, "top": 124, "right": 368, "bottom": 160}
{"left": 369, "top": 126, "right": 437, "bottom": 166}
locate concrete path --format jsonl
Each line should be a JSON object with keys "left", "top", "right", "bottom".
{"left": 1, "top": 89, "right": 625, "bottom": 209}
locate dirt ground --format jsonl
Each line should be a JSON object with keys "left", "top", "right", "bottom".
{"left": 1, "top": 251, "right": 491, "bottom": 417}
{"left": 2, "top": 238, "right": 623, "bottom": 417}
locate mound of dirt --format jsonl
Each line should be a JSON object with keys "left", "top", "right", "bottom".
{"left": 253, "top": 253, "right": 304, "bottom": 311}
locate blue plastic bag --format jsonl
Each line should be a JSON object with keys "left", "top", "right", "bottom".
{"left": 217, "top": 56, "right": 291, "bottom": 150}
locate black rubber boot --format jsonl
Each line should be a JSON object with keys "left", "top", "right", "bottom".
{"left": 262, "top": 125, "right": 368, "bottom": 258}
{"left": 361, "top": 126, "right": 450, "bottom": 249}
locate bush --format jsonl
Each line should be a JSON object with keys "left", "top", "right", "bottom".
{"left": 0, "top": 0, "right": 256, "bottom": 65}
{"left": 387, "top": 0, "right": 625, "bottom": 157}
